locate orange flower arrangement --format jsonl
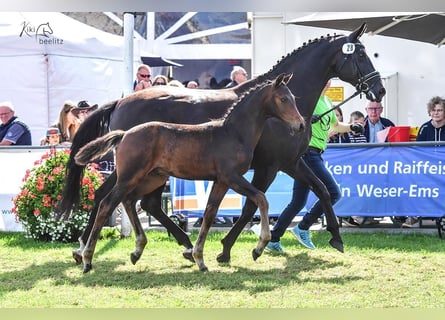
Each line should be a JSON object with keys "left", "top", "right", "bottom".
{"left": 12, "top": 148, "right": 103, "bottom": 242}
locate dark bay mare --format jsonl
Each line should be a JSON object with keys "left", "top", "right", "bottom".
{"left": 59, "top": 23, "right": 386, "bottom": 265}
{"left": 74, "top": 74, "right": 304, "bottom": 272}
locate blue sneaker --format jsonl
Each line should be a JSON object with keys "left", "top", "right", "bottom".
{"left": 291, "top": 225, "right": 315, "bottom": 249}
{"left": 265, "top": 241, "right": 285, "bottom": 253}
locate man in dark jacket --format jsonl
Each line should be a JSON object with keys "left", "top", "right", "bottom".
{"left": 363, "top": 101, "right": 395, "bottom": 142}
{"left": 0, "top": 101, "right": 32, "bottom": 145}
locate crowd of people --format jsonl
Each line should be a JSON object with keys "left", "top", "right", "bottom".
{"left": 2, "top": 63, "right": 443, "bottom": 244}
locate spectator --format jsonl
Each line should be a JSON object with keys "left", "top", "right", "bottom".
{"left": 0, "top": 101, "right": 32, "bottom": 145}
{"left": 186, "top": 80, "right": 199, "bottom": 89}
{"left": 168, "top": 79, "right": 184, "bottom": 88}
{"left": 225, "top": 66, "right": 248, "bottom": 88}
{"left": 72, "top": 100, "right": 98, "bottom": 122}
{"left": 265, "top": 80, "right": 364, "bottom": 253}
{"left": 49, "top": 100, "right": 81, "bottom": 146}
{"left": 133, "top": 64, "right": 152, "bottom": 92}
{"left": 415, "top": 96, "right": 445, "bottom": 142}
{"left": 328, "top": 107, "right": 348, "bottom": 143}
{"left": 364, "top": 101, "right": 395, "bottom": 142}
{"left": 40, "top": 127, "right": 61, "bottom": 146}
{"left": 402, "top": 96, "right": 445, "bottom": 228}
{"left": 152, "top": 75, "right": 169, "bottom": 86}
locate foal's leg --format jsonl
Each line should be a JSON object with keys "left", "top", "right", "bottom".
{"left": 193, "top": 182, "right": 228, "bottom": 272}
{"left": 121, "top": 198, "right": 147, "bottom": 265}
{"left": 225, "top": 175, "right": 271, "bottom": 261}
{"left": 82, "top": 187, "right": 125, "bottom": 273}
{"left": 217, "top": 166, "right": 278, "bottom": 263}
{"left": 284, "top": 159, "right": 343, "bottom": 253}
{"left": 140, "top": 186, "right": 194, "bottom": 262}
{"left": 73, "top": 171, "right": 117, "bottom": 264}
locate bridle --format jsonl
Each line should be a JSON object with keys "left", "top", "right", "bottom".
{"left": 312, "top": 41, "right": 380, "bottom": 124}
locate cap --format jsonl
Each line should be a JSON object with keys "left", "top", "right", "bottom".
{"left": 46, "top": 128, "right": 60, "bottom": 136}
{"left": 72, "top": 100, "right": 98, "bottom": 116}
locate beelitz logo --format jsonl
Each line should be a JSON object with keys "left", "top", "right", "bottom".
{"left": 19, "top": 21, "right": 64, "bottom": 45}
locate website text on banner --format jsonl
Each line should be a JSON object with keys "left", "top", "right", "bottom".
{"left": 171, "top": 143, "right": 445, "bottom": 219}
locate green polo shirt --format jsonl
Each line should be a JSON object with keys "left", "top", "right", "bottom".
{"left": 310, "top": 95, "right": 338, "bottom": 151}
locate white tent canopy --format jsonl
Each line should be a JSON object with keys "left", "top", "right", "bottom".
{"left": 0, "top": 12, "right": 142, "bottom": 145}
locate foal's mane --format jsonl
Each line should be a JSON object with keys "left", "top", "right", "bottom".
{"left": 219, "top": 75, "right": 270, "bottom": 121}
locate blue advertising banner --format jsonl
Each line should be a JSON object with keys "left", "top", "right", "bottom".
{"left": 170, "top": 144, "right": 445, "bottom": 218}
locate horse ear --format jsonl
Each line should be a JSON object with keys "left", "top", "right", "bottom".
{"left": 349, "top": 23, "right": 367, "bottom": 41}
{"left": 275, "top": 73, "right": 286, "bottom": 86}
{"left": 283, "top": 73, "right": 293, "bottom": 84}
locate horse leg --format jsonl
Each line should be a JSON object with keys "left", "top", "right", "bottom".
{"left": 121, "top": 198, "right": 147, "bottom": 265}
{"left": 193, "top": 182, "right": 228, "bottom": 272}
{"left": 226, "top": 176, "right": 271, "bottom": 261}
{"left": 73, "top": 171, "right": 117, "bottom": 264}
{"left": 82, "top": 187, "right": 125, "bottom": 273}
{"left": 284, "top": 159, "right": 343, "bottom": 253}
{"left": 217, "top": 166, "right": 278, "bottom": 263}
{"left": 140, "top": 186, "right": 195, "bottom": 262}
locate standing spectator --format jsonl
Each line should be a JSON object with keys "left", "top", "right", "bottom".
{"left": 133, "top": 64, "right": 152, "bottom": 92}
{"left": 72, "top": 100, "right": 98, "bottom": 122}
{"left": 265, "top": 80, "right": 364, "bottom": 253}
{"left": 364, "top": 101, "right": 395, "bottom": 142}
{"left": 0, "top": 101, "right": 32, "bottom": 145}
{"left": 152, "top": 75, "right": 169, "bottom": 86}
{"left": 50, "top": 100, "right": 81, "bottom": 146}
{"left": 402, "top": 96, "right": 445, "bottom": 228}
{"left": 225, "top": 66, "right": 248, "bottom": 88}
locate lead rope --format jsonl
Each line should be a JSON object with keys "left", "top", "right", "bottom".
{"left": 311, "top": 90, "right": 362, "bottom": 124}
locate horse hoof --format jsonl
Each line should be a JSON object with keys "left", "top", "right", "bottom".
{"left": 216, "top": 252, "right": 230, "bottom": 263}
{"left": 252, "top": 248, "right": 261, "bottom": 261}
{"left": 130, "top": 253, "right": 140, "bottom": 265}
{"left": 182, "top": 249, "right": 195, "bottom": 262}
{"left": 329, "top": 239, "right": 344, "bottom": 253}
{"left": 199, "top": 266, "right": 209, "bottom": 272}
{"left": 72, "top": 251, "right": 82, "bottom": 265}
{"left": 83, "top": 263, "right": 92, "bottom": 273}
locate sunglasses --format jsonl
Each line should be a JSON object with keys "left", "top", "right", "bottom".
{"left": 154, "top": 82, "right": 166, "bottom": 85}
{"left": 138, "top": 73, "right": 151, "bottom": 79}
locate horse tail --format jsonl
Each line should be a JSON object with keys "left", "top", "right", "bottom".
{"left": 56, "top": 99, "right": 118, "bottom": 218}
{"left": 75, "top": 130, "right": 125, "bottom": 166}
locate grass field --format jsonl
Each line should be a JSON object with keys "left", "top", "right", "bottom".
{"left": 0, "top": 228, "right": 444, "bottom": 308}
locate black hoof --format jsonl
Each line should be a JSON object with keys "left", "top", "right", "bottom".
{"left": 199, "top": 266, "right": 209, "bottom": 272}
{"left": 83, "top": 263, "right": 92, "bottom": 273}
{"left": 72, "top": 252, "right": 82, "bottom": 265}
{"left": 216, "top": 252, "right": 230, "bottom": 263}
{"left": 252, "top": 248, "right": 261, "bottom": 261}
{"left": 329, "top": 238, "right": 344, "bottom": 253}
{"left": 130, "top": 252, "right": 140, "bottom": 265}
{"left": 182, "top": 249, "right": 195, "bottom": 262}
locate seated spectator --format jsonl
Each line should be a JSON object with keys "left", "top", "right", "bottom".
{"left": 49, "top": 100, "right": 81, "bottom": 146}
{"left": 133, "top": 64, "right": 152, "bottom": 92}
{"left": 168, "top": 79, "right": 184, "bottom": 88}
{"left": 416, "top": 96, "right": 445, "bottom": 142}
{"left": 186, "top": 80, "right": 199, "bottom": 89}
{"left": 225, "top": 66, "right": 248, "bottom": 88}
{"left": 364, "top": 101, "right": 395, "bottom": 142}
{"left": 40, "top": 127, "right": 61, "bottom": 146}
{"left": 0, "top": 101, "right": 32, "bottom": 145}
{"left": 328, "top": 107, "right": 348, "bottom": 143}
{"left": 346, "top": 111, "right": 367, "bottom": 143}
{"left": 152, "top": 75, "right": 169, "bottom": 86}
{"left": 403, "top": 96, "right": 445, "bottom": 228}
{"left": 72, "top": 100, "right": 98, "bottom": 122}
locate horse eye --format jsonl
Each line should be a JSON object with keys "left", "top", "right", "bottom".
{"left": 280, "top": 97, "right": 288, "bottom": 103}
